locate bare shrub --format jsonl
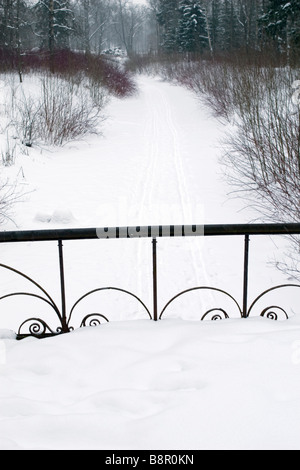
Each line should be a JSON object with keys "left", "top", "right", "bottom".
{"left": 11, "top": 49, "right": 137, "bottom": 99}
{"left": 1, "top": 133, "right": 17, "bottom": 166}
{"left": 38, "top": 75, "right": 103, "bottom": 145}
{"left": 14, "top": 92, "right": 41, "bottom": 147}
{"left": 222, "top": 69, "right": 300, "bottom": 279}
{"left": 10, "top": 74, "right": 108, "bottom": 146}
{"left": 0, "top": 178, "right": 20, "bottom": 226}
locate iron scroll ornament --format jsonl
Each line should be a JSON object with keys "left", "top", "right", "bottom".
{"left": 0, "top": 263, "right": 64, "bottom": 337}
{"left": 0, "top": 263, "right": 152, "bottom": 339}
{"left": 1, "top": 269, "right": 300, "bottom": 338}
{"left": 159, "top": 286, "right": 242, "bottom": 320}
{"left": 68, "top": 287, "right": 152, "bottom": 329}
{"left": 159, "top": 284, "right": 300, "bottom": 321}
{"left": 1, "top": 224, "right": 300, "bottom": 338}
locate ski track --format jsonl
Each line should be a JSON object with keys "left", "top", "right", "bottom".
{"left": 130, "top": 81, "right": 194, "bottom": 301}
{"left": 158, "top": 84, "right": 205, "bottom": 287}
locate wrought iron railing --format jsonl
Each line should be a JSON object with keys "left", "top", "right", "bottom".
{"left": 0, "top": 223, "right": 300, "bottom": 339}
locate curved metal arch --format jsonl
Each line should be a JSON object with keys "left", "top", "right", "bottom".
{"left": 68, "top": 287, "right": 152, "bottom": 327}
{"left": 0, "top": 292, "right": 61, "bottom": 316}
{"left": 0, "top": 263, "right": 61, "bottom": 318}
{"left": 159, "top": 286, "right": 242, "bottom": 320}
{"left": 247, "top": 284, "right": 300, "bottom": 318}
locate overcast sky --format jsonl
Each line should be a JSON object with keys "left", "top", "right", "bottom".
{"left": 132, "top": 0, "right": 148, "bottom": 5}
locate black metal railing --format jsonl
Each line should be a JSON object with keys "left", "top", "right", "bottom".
{"left": 1, "top": 223, "right": 300, "bottom": 339}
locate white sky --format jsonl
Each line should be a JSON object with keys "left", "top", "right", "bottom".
{"left": 132, "top": 0, "right": 148, "bottom": 5}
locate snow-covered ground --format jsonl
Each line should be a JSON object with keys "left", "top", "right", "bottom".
{"left": 0, "top": 75, "right": 300, "bottom": 450}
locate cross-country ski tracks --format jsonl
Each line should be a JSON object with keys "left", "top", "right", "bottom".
{"left": 129, "top": 78, "right": 214, "bottom": 315}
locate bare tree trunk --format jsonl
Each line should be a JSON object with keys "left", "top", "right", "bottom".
{"left": 202, "top": 1, "right": 213, "bottom": 57}
{"left": 16, "top": 0, "right": 23, "bottom": 82}
{"left": 117, "top": 0, "right": 130, "bottom": 56}
{"left": 49, "top": 0, "right": 55, "bottom": 73}
{"left": 83, "top": 0, "right": 91, "bottom": 55}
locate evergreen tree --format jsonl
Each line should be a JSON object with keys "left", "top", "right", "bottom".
{"left": 177, "top": 0, "right": 207, "bottom": 53}
{"left": 0, "top": 0, "right": 28, "bottom": 49}
{"left": 34, "top": 0, "right": 73, "bottom": 52}
{"left": 260, "top": 0, "right": 300, "bottom": 53}
{"left": 209, "top": 0, "right": 222, "bottom": 52}
{"left": 156, "top": 0, "right": 179, "bottom": 52}
{"left": 218, "top": 0, "right": 239, "bottom": 51}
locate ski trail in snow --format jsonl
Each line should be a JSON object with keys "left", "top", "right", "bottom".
{"left": 158, "top": 86, "right": 205, "bottom": 286}
{"left": 133, "top": 82, "right": 163, "bottom": 302}
{"left": 131, "top": 79, "right": 212, "bottom": 307}
{"left": 138, "top": 83, "right": 161, "bottom": 212}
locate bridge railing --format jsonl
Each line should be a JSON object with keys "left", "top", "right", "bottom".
{"left": 0, "top": 223, "right": 300, "bottom": 339}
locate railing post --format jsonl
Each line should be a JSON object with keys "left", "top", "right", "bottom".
{"left": 152, "top": 238, "right": 158, "bottom": 321}
{"left": 242, "top": 234, "right": 250, "bottom": 318}
{"left": 58, "top": 239, "right": 68, "bottom": 332}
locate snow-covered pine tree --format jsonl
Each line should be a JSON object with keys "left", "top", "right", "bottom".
{"left": 260, "top": 0, "right": 300, "bottom": 57}
{"left": 177, "top": 0, "right": 207, "bottom": 53}
{"left": 0, "top": 0, "right": 28, "bottom": 49}
{"left": 34, "top": 0, "right": 73, "bottom": 52}
{"left": 0, "top": 0, "right": 30, "bottom": 80}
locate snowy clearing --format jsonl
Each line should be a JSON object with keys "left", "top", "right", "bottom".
{"left": 0, "top": 75, "right": 299, "bottom": 450}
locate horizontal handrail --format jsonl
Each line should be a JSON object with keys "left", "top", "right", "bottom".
{"left": 0, "top": 223, "right": 300, "bottom": 243}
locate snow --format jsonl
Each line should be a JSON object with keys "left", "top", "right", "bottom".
{"left": 0, "top": 74, "right": 300, "bottom": 450}
{"left": 2, "top": 317, "right": 300, "bottom": 450}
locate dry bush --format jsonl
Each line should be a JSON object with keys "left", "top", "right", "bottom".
{"left": 0, "top": 49, "right": 137, "bottom": 99}
{"left": 38, "top": 75, "right": 106, "bottom": 145}
{"left": 0, "top": 178, "right": 21, "bottom": 226}
{"left": 10, "top": 74, "right": 108, "bottom": 146}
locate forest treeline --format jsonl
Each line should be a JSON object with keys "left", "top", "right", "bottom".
{"left": 0, "top": 1, "right": 299, "bottom": 68}
{"left": 153, "top": 0, "right": 300, "bottom": 62}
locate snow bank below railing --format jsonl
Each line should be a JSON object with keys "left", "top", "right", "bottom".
{"left": 1, "top": 316, "right": 300, "bottom": 450}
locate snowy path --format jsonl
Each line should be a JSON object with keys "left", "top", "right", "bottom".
{"left": 0, "top": 75, "right": 298, "bottom": 330}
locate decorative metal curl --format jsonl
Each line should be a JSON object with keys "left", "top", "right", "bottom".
{"left": 0, "top": 263, "right": 66, "bottom": 338}
{"left": 247, "top": 284, "right": 300, "bottom": 319}
{"left": 201, "top": 308, "right": 230, "bottom": 321}
{"left": 17, "top": 318, "right": 57, "bottom": 338}
{"left": 260, "top": 306, "right": 289, "bottom": 321}
{"left": 80, "top": 313, "right": 109, "bottom": 328}
{"left": 0, "top": 261, "right": 152, "bottom": 338}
